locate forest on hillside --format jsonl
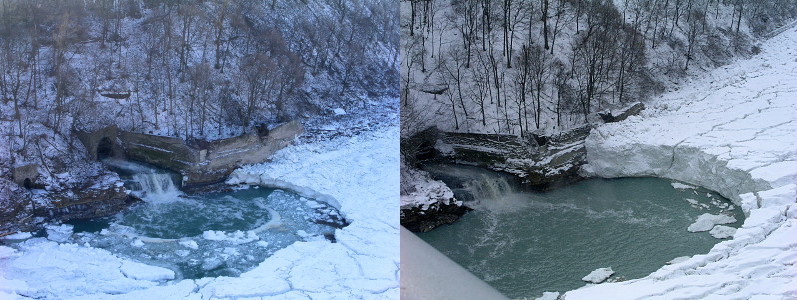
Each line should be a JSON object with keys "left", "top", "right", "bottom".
{"left": 0, "top": 0, "right": 398, "bottom": 202}
{"left": 400, "top": 0, "right": 797, "bottom": 137}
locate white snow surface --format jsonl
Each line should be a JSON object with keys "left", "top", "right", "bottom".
{"left": 582, "top": 267, "right": 615, "bottom": 284}
{"left": 1, "top": 126, "right": 399, "bottom": 299}
{"left": 569, "top": 25, "right": 797, "bottom": 299}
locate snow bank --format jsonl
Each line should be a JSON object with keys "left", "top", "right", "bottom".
{"left": 568, "top": 25, "right": 797, "bottom": 299}
{"left": 120, "top": 261, "right": 175, "bottom": 281}
{"left": 582, "top": 267, "right": 614, "bottom": 283}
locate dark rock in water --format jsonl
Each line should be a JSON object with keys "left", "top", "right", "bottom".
{"left": 401, "top": 200, "right": 472, "bottom": 233}
{"left": 598, "top": 102, "right": 645, "bottom": 123}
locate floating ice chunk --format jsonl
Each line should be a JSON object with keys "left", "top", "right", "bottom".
{"left": 333, "top": 108, "right": 346, "bottom": 115}
{"left": 120, "top": 261, "right": 175, "bottom": 281}
{"left": 202, "top": 230, "right": 259, "bottom": 244}
{"left": 709, "top": 225, "right": 737, "bottom": 239}
{"left": 687, "top": 213, "right": 737, "bottom": 232}
{"left": 45, "top": 224, "right": 73, "bottom": 243}
{"left": 582, "top": 267, "right": 614, "bottom": 283}
{"left": 305, "top": 199, "right": 325, "bottom": 209}
{"left": 256, "top": 241, "right": 270, "bottom": 248}
{"left": 222, "top": 247, "right": 239, "bottom": 256}
{"left": 202, "top": 257, "right": 223, "bottom": 271}
{"left": 671, "top": 182, "right": 697, "bottom": 189}
{"left": 131, "top": 239, "right": 145, "bottom": 247}
{"left": 536, "top": 291, "right": 561, "bottom": 300}
{"left": 666, "top": 256, "right": 691, "bottom": 265}
{"left": 1, "top": 232, "right": 32, "bottom": 240}
{"left": 175, "top": 250, "right": 190, "bottom": 257}
{"left": 179, "top": 240, "right": 199, "bottom": 250}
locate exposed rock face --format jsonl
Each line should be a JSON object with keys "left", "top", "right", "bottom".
{"left": 598, "top": 102, "right": 645, "bottom": 123}
{"left": 0, "top": 174, "right": 138, "bottom": 235}
{"left": 43, "top": 178, "right": 139, "bottom": 222}
{"left": 12, "top": 164, "right": 40, "bottom": 189}
{"left": 401, "top": 201, "right": 471, "bottom": 233}
{"left": 431, "top": 125, "right": 592, "bottom": 190}
{"left": 400, "top": 157, "right": 471, "bottom": 232}
{"left": 0, "top": 178, "right": 34, "bottom": 234}
{"left": 77, "top": 121, "right": 304, "bottom": 189}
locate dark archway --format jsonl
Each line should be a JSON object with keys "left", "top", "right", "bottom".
{"left": 97, "top": 137, "right": 115, "bottom": 160}
{"left": 23, "top": 178, "right": 32, "bottom": 189}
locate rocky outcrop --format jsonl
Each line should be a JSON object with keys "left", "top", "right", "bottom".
{"left": 432, "top": 125, "right": 592, "bottom": 190}
{"left": 598, "top": 102, "right": 645, "bottom": 123}
{"left": 0, "top": 173, "right": 138, "bottom": 236}
{"left": 42, "top": 177, "right": 139, "bottom": 222}
{"left": 401, "top": 200, "right": 471, "bottom": 233}
{"left": 400, "top": 157, "right": 471, "bottom": 232}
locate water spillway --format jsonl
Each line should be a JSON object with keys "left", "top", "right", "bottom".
{"left": 418, "top": 163, "right": 744, "bottom": 298}
{"left": 62, "top": 159, "right": 346, "bottom": 279}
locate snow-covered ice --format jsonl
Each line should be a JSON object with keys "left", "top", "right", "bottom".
{"left": 582, "top": 267, "right": 615, "bottom": 283}
{"left": 671, "top": 182, "right": 697, "bottom": 190}
{"left": 536, "top": 291, "right": 561, "bottom": 300}
{"left": 708, "top": 225, "right": 737, "bottom": 239}
{"left": 568, "top": 24, "right": 797, "bottom": 299}
{"left": 120, "top": 261, "right": 175, "bottom": 281}
{"left": 0, "top": 232, "right": 32, "bottom": 240}
{"left": 0, "top": 126, "right": 399, "bottom": 299}
{"left": 666, "top": 256, "right": 691, "bottom": 265}
{"left": 687, "top": 213, "right": 737, "bottom": 232}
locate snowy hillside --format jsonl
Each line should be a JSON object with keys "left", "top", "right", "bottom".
{"left": 0, "top": 0, "right": 398, "bottom": 232}
{"left": 565, "top": 20, "right": 797, "bottom": 299}
{"left": 401, "top": 0, "right": 797, "bottom": 137}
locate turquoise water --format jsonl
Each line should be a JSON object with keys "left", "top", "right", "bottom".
{"left": 418, "top": 164, "right": 743, "bottom": 299}
{"left": 63, "top": 160, "right": 345, "bottom": 279}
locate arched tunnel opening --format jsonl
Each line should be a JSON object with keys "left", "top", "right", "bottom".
{"left": 97, "top": 137, "right": 115, "bottom": 160}
{"left": 23, "top": 178, "right": 32, "bottom": 190}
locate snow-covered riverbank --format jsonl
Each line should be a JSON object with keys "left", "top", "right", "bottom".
{"left": 565, "top": 25, "right": 797, "bottom": 299}
{"left": 0, "top": 126, "right": 399, "bottom": 299}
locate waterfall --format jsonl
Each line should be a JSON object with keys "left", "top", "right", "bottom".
{"left": 131, "top": 172, "right": 181, "bottom": 197}
{"left": 461, "top": 172, "right": 515, "bottom": 201}
{"left": 423, "top": 163, "right": 517, "bottom": 203}
{"left": 102, "top": 158, "right": 182, "bottom": 200}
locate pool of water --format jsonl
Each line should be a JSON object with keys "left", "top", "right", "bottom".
{"left": 60, "top": 159, "right": 346, "bottom": 279}
{"left": 418, "top": 164, "right": 744, "bottom": 299}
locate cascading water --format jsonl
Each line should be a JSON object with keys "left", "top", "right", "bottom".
{"left": 418, "top": 163, "right": 745, "bottom": 299}
{"left": 102, "top": 158, "right": 182, "bottom": 200}
{"left": 422, "top": 163, "right": 517, "bottom": 211}
{"left": 131, "top": 173, "right": 180, "bottom": 198}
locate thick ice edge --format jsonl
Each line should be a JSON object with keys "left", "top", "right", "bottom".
{"left": 0, "top": 127, "right": 399, "bottom": 299}
{"left": 566, "top": 26, "right": 797, "bottom": 299}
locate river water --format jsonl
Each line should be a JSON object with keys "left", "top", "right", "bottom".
{"left": 63, "top": 159, "right": 346, "bottom": 279}
{"left": 418, "top": 163, "right": 744, "bottom": 298}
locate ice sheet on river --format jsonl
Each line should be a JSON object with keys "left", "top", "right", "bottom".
{"left": 0, "top": 127, "right": 399, "bottom": 299}
{"left": 569, "top": 25, "right": 797, "bottom": 299}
